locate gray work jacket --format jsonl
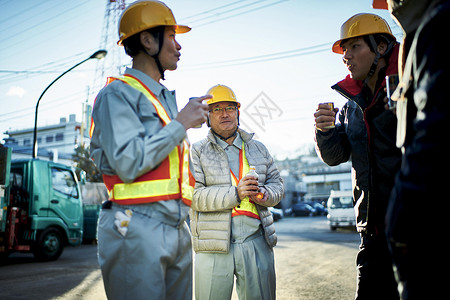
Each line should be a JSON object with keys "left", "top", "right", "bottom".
{"left": 190, "top": 129, "right": 284, "bottom": 253}
{"left": 90, "top": 68, "right": 189, "bottom": 223}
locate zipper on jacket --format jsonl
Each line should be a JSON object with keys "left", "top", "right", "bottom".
{"left": 333, "top": 85, "right": 378, "bottom": 234}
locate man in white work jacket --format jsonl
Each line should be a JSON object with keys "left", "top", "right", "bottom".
{"left": 89, "top": 1, "right": 209, "bottom": 299}
{"left": 190, "top": 84, "right": 284, "bottom": 300}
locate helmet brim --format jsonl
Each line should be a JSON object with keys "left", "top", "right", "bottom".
{"left": 117, "top": 24, "right": 191, "bottom": 46}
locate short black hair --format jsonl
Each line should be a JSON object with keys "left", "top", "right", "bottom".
{"left": 122, "top": 26, "right": 165, "bottom": 57}
{"left": 362, "top": 33, "right": 395, "bottom": 53}
{"left": 340, "top": 33, "right": 395, "bottom": 54}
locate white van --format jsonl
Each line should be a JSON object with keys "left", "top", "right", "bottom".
{"left": 327, "top": 190, "right": 355, "bottom": 230}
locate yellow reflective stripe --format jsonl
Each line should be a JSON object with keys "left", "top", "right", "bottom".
{"left": 169, "top": 145, "right": 180, "bottom": 179}
{"left": 119, "top": 75, "right": 172, "bottom": 125}
{"left": 113, "top": 178, "right": 179, "bottom": 200}
{"left": 181, "top": 140, "right": 194, "bottom": 201}
{"left": 112, "top": 144, "right": 180, "bottom": 200}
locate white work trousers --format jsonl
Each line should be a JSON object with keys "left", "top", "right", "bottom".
{"left": 194, "top": 229, "right": 276, "bottom": 300}
{"left": 97, "top": 204, "right": 192, "bottom": 300}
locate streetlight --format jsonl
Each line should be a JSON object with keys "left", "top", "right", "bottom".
{"left": 32, "top": 50, "right": 107, "bottom": 158}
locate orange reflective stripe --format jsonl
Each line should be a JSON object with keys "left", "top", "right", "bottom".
{"left": 89, "top": 77, "right": 115, "bottom": 138}
{"left": 230, "top": 141, "right": 260, "bottom": 219}
{"left": 96, "top": 75, "right": 194, "bottom": 206}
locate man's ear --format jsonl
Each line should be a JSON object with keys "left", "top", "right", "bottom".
{"left": 377, "top": 41, "right": 388, "bottom": 56}
{"left": 140, "top": 31, "right": 159, "bottom": 56}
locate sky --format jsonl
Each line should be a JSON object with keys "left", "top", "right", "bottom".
{"left": 0, "top": 0, "right": 401, "bottom": 160}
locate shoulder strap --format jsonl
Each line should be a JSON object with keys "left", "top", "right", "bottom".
{"left": 89, "top": 75, "right": 172, "bottom": 137}
{"left": 116, "top": 74, "right": 172, "bottom": 126}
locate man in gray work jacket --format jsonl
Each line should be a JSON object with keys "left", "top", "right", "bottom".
{"left": 89, "top": 1, "right": 209, "bottom": 299}
{"left": 190, "top": 84, "right": 284, "bottom": 300}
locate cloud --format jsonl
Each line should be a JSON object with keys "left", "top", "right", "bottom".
{"left": 6, "top": 86, "right": 27, "bottom": 98}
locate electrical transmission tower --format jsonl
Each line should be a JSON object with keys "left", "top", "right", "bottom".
{"left": 91, "top": 0, "right": 129, "bottom": 99}
{"left": 82, "top": 0, "right": 128, "bottom": 143}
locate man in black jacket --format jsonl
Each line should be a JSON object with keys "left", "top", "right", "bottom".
{"left": 375, "top": 0, "right": 450, "bottom": 299}
{"left": 314, "top": 13, "right": 401, "bottom": 299}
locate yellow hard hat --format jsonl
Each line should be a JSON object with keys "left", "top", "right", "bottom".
{"left": 117, "top": 1, "right": 191, "bottom": 46}
{"left": 332, "top": 13, "right": 394, "bottom": 54}
{"left": 206, "top": 84, "right": 241, "bottom": 108}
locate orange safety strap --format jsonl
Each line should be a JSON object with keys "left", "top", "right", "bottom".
{"left": 230, "top": 142, "right": 260, "bottom": 220}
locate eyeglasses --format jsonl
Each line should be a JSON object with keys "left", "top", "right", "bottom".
{"left": 209, "top": 106, "right": 237, "bottom": 114}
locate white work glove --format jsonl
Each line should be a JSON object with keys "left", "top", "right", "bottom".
{"left": 114, "top": 209, "right": 133, "bottom": 237}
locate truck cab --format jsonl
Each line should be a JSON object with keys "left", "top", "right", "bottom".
{"left": 1, "top": 146, "right": 83, "bottom": 261}
{"left": 327, "top": 190, "right": 355, "bottom": 231}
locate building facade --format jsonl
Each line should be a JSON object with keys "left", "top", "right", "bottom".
{"left": 3, "top": 114, "right": 89, "bottom": 164}
{"left": 276, "top": 154, "right": 352, "bottom": 209}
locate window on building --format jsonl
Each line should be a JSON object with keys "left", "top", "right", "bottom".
{"left": 55, "top": 133, "right": 64, "bottom": 141}
{"left": 46, "top": 135, "right": 53, "bottom": 143}
{"left": 23, "top": 139, "right": 30, "bottom": 146}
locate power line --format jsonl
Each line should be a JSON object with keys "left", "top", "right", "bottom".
{"left": 0, "top": 50, "right": 96, "bottom": 84}
{"left": 183, "top": 42, "right": 331, "bottom": 70}
{"left": 187, "top": 0, "right": 288, "bottom": 28}
{"left": 180, "top": 0, "right": 249, "bottom": 22}
{"left": 1, "top": 0, "right": 289, "bottom": 83}
{"left": 0, "top": 0, "right": 90, "bottom": 44}
{"left": 0, "top": 0, "right": 93, "bottom": 65}
{"left": 186, "top": 0, "right": 268, "bottom": 24}
{"left": 0, "top": 1, "right": 48, "bottom": 27}
{"left": 0, "top": 89, "right": 86, "bottom": 123}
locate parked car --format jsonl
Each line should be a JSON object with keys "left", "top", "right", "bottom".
{"left": 292, "top": 203, "right": 316, "bottom": 217}
{"left": 269, "top": 207, "right": 283, "bottom": 221}
{"left": 306, "top": 202, "right": 328, "bottom": 216}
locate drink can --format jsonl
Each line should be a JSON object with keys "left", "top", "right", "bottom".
{"left": 323, "top": 102, "right": 335, "bottom": 129}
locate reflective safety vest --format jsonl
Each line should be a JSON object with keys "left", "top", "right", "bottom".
{"left": 90, "top": 74, "right": 195, "bottom": 206}
{"left": 230, "top": 142, "right": 260, "bottom": 220}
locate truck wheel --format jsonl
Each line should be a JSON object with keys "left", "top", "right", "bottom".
{"left": 33, "top": 228, "right": 64, "bottom": 261}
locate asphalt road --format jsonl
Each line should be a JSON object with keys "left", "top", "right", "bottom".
{"left": 0, "top": 216, "right": 360, "bottom": 300}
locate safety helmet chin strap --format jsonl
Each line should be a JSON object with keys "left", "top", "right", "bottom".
{"left": 364, "top": 34, "right": 395, "bottom": 85}
{"left": 143, "top": 27, "right": 166, "bottom": 80}
{"left": 211, "top": 128, "right": 238, "bottom": 141}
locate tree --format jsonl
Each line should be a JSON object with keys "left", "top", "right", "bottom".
{"left": 72, "top": 144, "right": 102, "bottom": 182}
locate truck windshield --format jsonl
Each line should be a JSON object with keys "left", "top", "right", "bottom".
{"left": 51, "top": 167, "right": 79, "bottom": 198}
{"left": 331, "top": 196, "right": 353, "bottom": 209}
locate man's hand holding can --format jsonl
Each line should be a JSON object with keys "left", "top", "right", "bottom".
{"left": 314, "top": 102, "right": 338, "bottom": 132}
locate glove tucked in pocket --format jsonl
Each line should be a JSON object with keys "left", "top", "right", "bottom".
{"left": 114, "top": 209, "right": 133, "bottom": 237}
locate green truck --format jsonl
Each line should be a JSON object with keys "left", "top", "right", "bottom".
{"left": 0, "top": 145, "right": 84, "bottom": 261}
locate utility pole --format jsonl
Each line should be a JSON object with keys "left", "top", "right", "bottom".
{"left": 80, "top": 86, "right": 89, "bottom": 146}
